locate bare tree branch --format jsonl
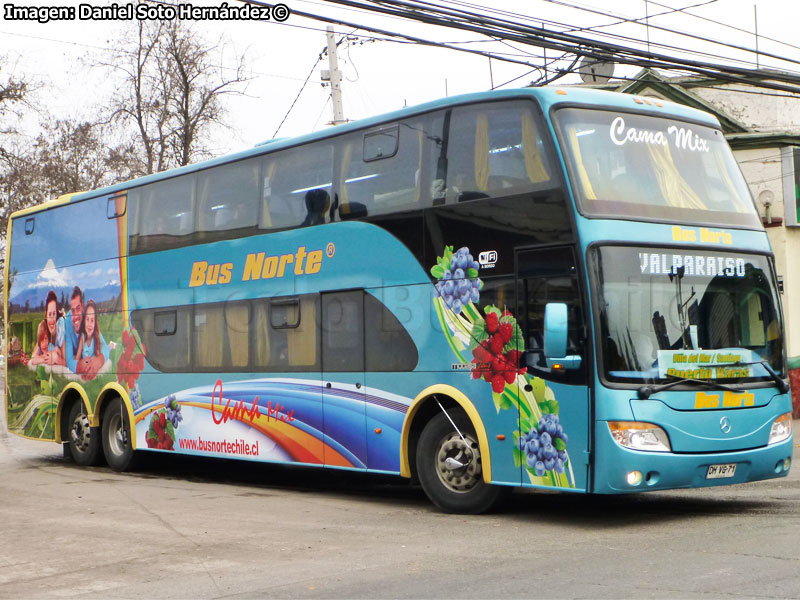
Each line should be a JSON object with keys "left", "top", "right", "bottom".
{"left": 98, "top": 20, "right": 249, "bottom": 175}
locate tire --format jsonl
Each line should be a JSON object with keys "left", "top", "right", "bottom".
{"left": 65, "top": 401, "right": 102, "bottom": 466}
{"left": 416, "top": 409, "right": 505, "bottom": 514}
{"left": 102, "top": 397, "right": 137, "bottom": 471}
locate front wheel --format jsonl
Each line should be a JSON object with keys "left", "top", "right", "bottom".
{"left": 416, "top": 409, "right": 505, "bottom": 514}
{"left": 102, "top": 397, "right": 137, "bottom": 471}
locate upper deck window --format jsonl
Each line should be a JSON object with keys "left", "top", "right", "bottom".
{"left": 443, "top": 100, "right": 553, "bottom": 203}
{"left": 556, "top": 108, "right": 761, "bottom": 228}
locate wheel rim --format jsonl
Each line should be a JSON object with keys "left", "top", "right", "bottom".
{"left": 107, "top": 412, "right": 127, "bottom": 457}
{"left": 70, "top": 412, "right": 92, "bottom": 455}
{"left": 434, "top": 432, "right": 481, "bottom": 493}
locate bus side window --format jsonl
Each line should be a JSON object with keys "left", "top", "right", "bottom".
{"left": 191, "top": 302, "right": 251, "bottom": 371}
{"left": 322, "top": 291, "right": 364, "bottom": 372}
{"left": 446, "top": 101, "right": 551, "bottom": 204}
{"left": 132, "top": 306, "right": 191, "bottom": 371}
{"left": 196, "top": 158, "right": 259, "bottom": 240}
{"left": 253, "top": 295, "right": 319, "bottom": 371}
{"left": 263, "top": 145, "right": 333, "bottom": 230}
{"left": 129, "top": 175, "right": 196, "bottom": 253}
{"left": 364, "top": 292, "right": 418, "bottom": 372}
{"left": 337, "top": 120, "right": 429, "bottom": 219}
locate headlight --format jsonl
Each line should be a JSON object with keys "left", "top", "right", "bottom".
{"left": 608, "top": 421, "right": 671, "bottom": 452}
{"left": 768, "top": 413, "right": 793, "bottom": 445}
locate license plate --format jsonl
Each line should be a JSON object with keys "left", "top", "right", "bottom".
{"left": 706, "top": 463, "right": 737, "bottom": 479}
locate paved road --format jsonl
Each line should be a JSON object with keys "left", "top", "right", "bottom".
{"left": 1, "top": 400, "right": 799, "bottom": 598}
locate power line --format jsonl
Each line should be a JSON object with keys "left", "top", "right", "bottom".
{"left": 644, "top": 0, "right": 800, "bottom": 56}
{"left": 273, "top": 50, "right": 326, "bottom": 137}
{"left": 541, "top": 0, "right": 800, "bottom": 73}
{"left": 303, "top": 0, "right": 800, "bottom": 93}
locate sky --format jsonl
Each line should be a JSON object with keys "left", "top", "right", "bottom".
{"left": 3, "top": 0, "right": 800, "bottom": 156}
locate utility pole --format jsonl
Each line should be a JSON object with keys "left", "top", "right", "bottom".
{"left": 325, "top": 25, "right": 346, "bottom": 126}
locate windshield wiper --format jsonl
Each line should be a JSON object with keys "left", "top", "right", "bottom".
{"left": 637, "top": 377, "right": 739, "bottom": 399}
{"left": 725, "top": 359, "right": 790, "bottom": 394}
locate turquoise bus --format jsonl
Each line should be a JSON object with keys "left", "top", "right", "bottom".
{"left": 4, "top": 87, "right": 793, "bottom": 513}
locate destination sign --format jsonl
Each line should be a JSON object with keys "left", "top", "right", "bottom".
{"left": 639, "top": 252, "right": 746, "bottom": 278}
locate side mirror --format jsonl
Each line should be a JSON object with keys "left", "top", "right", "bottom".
{"left": 543, "top": 302, "right": 582, "bottom": 371}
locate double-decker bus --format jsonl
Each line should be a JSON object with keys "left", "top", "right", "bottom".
{"left": 4, "top": 87, "right": 793, "bottom": 513}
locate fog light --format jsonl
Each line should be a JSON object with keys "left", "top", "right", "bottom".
{"left": 784, "top": 458, "right": 791, "bottom": 471}
{"left": 626, "top": 470, "right": 643, "bottom": 486}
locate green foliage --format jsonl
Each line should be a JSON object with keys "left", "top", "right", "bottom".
{"left": 539, "top": 399, "right": 559, "bottom": 415}
{"left": 469, "top": 316, "right": 487, "bottom": 350}
{"left": 430, "top": 245, "right": 454, "bottom": 279}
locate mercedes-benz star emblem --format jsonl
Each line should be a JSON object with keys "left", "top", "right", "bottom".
{"left": 720, "top": 416, "right": 732, "bottom": 434}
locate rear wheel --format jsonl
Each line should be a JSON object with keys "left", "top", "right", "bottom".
{"left": 416, "top": 409, "right": 504, "bottom": 514}
{"left": 102, "top": 397, "right": 137, "bottom": 471}
{"left": 65, "top": 401, "right": 101, "bottom": 466}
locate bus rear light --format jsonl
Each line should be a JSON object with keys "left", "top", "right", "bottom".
{"left": 768, "top": 413, "right": 792, "bottom": 445}
{"left": 608, "top": 421, "right": 671, "bottom": 452}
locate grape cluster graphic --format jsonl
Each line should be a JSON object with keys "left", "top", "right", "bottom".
{"left": 431, "top": 246, "right": 483, "bottom": 315}
{"left": 518, "top": 414, "right": 568, "bottom": 477}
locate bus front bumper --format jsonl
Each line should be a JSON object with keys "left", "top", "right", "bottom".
{"left": 592, "top": 422, "right": 794, "bottom": 494}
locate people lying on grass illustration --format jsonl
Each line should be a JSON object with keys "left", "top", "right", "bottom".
{"left": 74, "top": 299, "right": 111, "bottom": 381}
{"left": 29, "top": 290, "right": 66, "bottom": 367}
{"left": 27, "top": 320, "right": 54, "bottom": 366}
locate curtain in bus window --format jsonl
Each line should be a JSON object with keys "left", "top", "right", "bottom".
{"left": 566, "top": 129, "right": 598, "bottom": 200}
{"left": 194, "top": 306, "right": 224, "bottom": 369}
{"left": 446, "top": 109, "right": 479, "bottom": 202}
{"left": 226, "top": 303, "right": 250, "bottom": 368}
{"left": 416, "top": 127, "right": 424, "bottom": 204}
{"left": 338, "top": 141, "right": 354, "bottom": 217}
{"left": 260, "top": 160, "right": 276, "bottom": 229}
{"left": 254, "top": 302, "right": 271, "bottom": 366}
{"left": 521, "top": 110, "right": 550, "bottom": 183}
{"left": 474, "top": 112, "right": 490, "bottom": 192}
{"left": 646, "top": 142, "right": 706, "bottom": 210}
{"left": 287, "top": 296, "right": 318, "bottom": 367}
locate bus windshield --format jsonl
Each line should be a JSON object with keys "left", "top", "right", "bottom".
{"left": 594, "top": 246, "right": 784, "bottom": 384}
{"left": 556, "top": 108, "right": 761, "bottom": 228}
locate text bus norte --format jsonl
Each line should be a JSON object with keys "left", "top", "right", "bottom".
{"left": 4, "top": 87, "right": 793, "bottom": 513}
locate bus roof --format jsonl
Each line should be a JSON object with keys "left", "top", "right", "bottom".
{"left": 13, "top": 86, "right": 721, "bottom": 217}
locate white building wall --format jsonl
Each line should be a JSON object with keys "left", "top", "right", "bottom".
{"left": 734, "top": 146, "right": 800, "bottom": 359}
{"left": 695, "top": 85, "right": 800, "bottom": 133}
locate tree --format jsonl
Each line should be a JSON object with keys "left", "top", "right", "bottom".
{"left": 102, "top": 20, "right": 248, "bottom": 176}
{"left": 34, "top": 119, "right": 137, "bottom": 197}
{"left": 0, "top": 58, "right": 34, "bottom": 232}
{"left": 0, "top": 60, "right": 34, "bottom": 332}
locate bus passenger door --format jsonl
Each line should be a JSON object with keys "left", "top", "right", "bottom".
{"left": 321, "top": 291, "right": 368, "bottom": 470}
{"left": 516, "top": 246, "right": 590, "bottom": 492}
